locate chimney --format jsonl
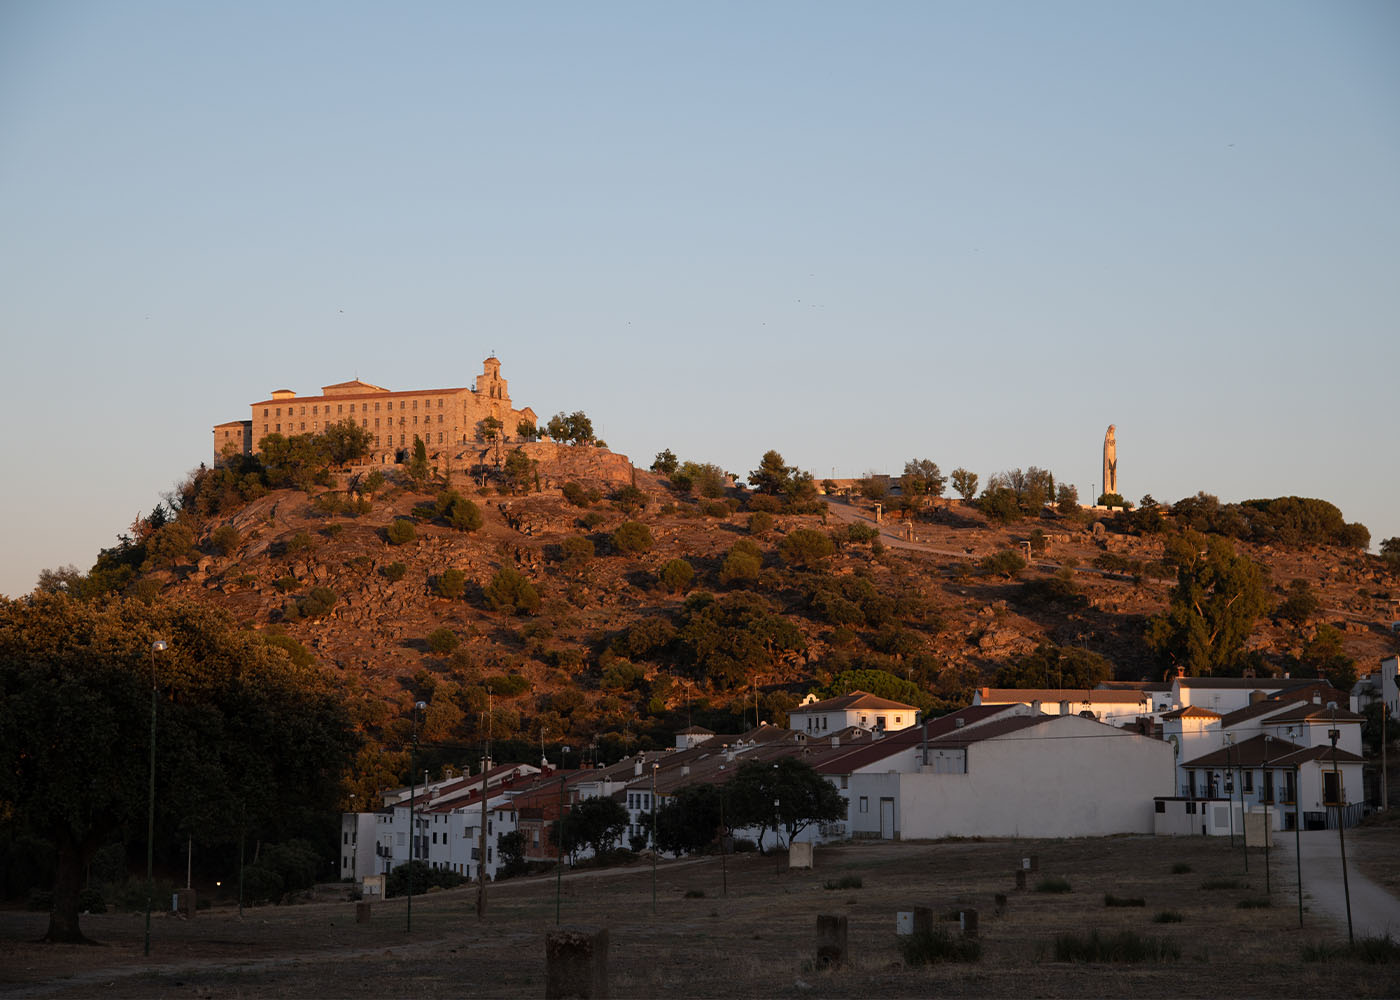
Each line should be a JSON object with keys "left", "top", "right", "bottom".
{"left": 955, "top": 718, "right": 965, "bottom": 729}
{"left": 831, "top": 736, "right": 839, "bottom": 748}
{"left": 1177, "top": 666, "right": 1186, "bottom": 678}
{"left": 1030, "top": 700, "right": 1042, "bottom": 714}
{"left": 633, "top": 759, "right": 642, "bottom": 778}
{"left": 681, "top": 765, "right": 690, "bottom": 777}
{"left": 1058, "top": 700, "right": 1070, "bottom": 716}
{"left": 1250, "top": 690, "right": 1266, "bottom": 705}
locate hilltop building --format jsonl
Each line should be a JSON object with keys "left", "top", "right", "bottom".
{"left": 213, "top": 356, "right": 537, "bottom": 469}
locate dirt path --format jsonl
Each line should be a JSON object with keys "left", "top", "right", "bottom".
{"left": 1274, "top": 829, "right": 1400, "bottom": 938}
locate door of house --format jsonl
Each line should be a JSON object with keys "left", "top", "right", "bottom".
{"left": 1323, "top": 771, "right": 1341, "bottom": 805}
{"left": 879, "top": 798, "right": 895, "bottom": 839}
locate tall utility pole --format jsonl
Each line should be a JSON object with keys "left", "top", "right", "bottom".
{"left": 144, "top": 640, "right": 167, "bottom": 958}
{"left": 1329, "top": 703, "right": 1354, "bottom": 944}
{"left": 1262, "top": 736, "right": 1272, "bottom": 895}
{"left": 407, "top": 700, "right": 425, "bottom": 933}
{"left": 477, "top": 695, "right": 492, "bottom": 919}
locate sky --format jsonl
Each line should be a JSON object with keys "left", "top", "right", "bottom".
{"left": 1, "top": 1, "right": 1396, "bottom": 598}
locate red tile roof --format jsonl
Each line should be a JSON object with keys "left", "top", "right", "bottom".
{"left": 794, "top": 690, "right": 920, "bottom": 714}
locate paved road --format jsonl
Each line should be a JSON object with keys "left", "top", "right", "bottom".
{"left": 1273, "top": 830, "right": 1400, "bottom": 938}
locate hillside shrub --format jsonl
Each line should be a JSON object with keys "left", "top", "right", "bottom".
{"left": 274, "top": 576, "right": 298, "bottom": 593}
{"left": 485, "top": 673, "right": 530, "bottom": 697}
{"left": 433, "top": 568, "right": 466, "bottom": 599}
{"left": 1035, "top": 876, "right": 1072, "bottom": 893}
{"left": 427, "top": 627, "right": 459, "bottom": 654}
{"left": 387, "top": 519, "right": 417, "bottom": 545}
{"left": 561, "top": 482, "right": 599, "bottom": 507}
{"left": 485, "top": 566, "right": 540, "bottom": 615}
{"left": 748, "top": 511, "right": 774, "bottom": 534}
{"left": 659, "top": 559, "right": 694, "bottom": 594}
{"left": 580, "top": 511, "right": 606, "bottom": 530}
{"left": 779, "top": 528, "right": 835, "bottom": 568}
{"left": 560, "top": 536, "right": 594, "bottom": 567}
{"left": 1153, "top": 911, "right": 1184, "bottom": 923}
{"left": 977, "top": 550, "right": 1026, "bottom": 579}
{"left": 718, "top": 547, "right": 762, "bottom": 586}
{"left": 209, "top": 525, "right": 240, "bottom": 556}
{"left": 612, "top": 521, "right": 654, "bottom": 554}
{"left": 447, "top": 496, "right": 483, "bottom": 532}
{"left": 381, "top": 561, "right": 407, "bottom": 582}
{"left": 297, "top": 586, "right": 337, "bottom": 618}
{"left": 1105, "top": 894, "right": 1145, "bottom": 907}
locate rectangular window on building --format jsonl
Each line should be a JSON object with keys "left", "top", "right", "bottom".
{"left": 412, "top": 399, "right": 418, "bottom": 409}
{"left": 300, "top": 406, "right": 305, "bottom": 415}
{"left": 400, "top": 435, "right": 405, "bottom": 446}
{"left": 263, "top": 408, "right": 269, "bottom": 417}
{"left": 438, "top": 398, "right": 443, "bottom": 407}
{"left": 438, "top": 433, "right": 443, "bottom": 444}
{"left": 275, "top": 407, "right": 281, "bottom": 417}
{"left": 276, "top": 424, "right": 281, "bottom": 432}
{"left": 341, "top": 404, "right": 345, "bottom": 414}
{"left": 400, "top": 401, "right": 405, "bottom": 409}
{"left": 300, "top": 422, "right": 306, "bottom": 431}
{"left": 375, "top": 402, "right": 380, "bottom": 412}
{"left": 1243, "top": 771, "right": 1254, "bottom": 793}
{"left": 1155, "top": 800, "right": 1166, "bottom": 813}
{"left": 859, "top": 796, "right": 868, "bottom": 813}
{"left": 312, "top": 405, "right": 318, "bottom": 415}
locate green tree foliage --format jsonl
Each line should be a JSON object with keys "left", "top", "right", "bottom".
{"left": 560, "top": 481, "right": 599, "bottom": 507}
{"left": 516, "top": 420, "right": 539, "bottom": 442}
{"left": 545, "top": 411, "right": 594, "bottom": 446}
{"left": 408, "top": 436, "right": 429, "bottom": 486}
{"left": 651, "top": 449, "right": 679, "bottom": 476}
{"left": 1298, "top": 623, "right": 1357, "bottom": 691}
{"left": 385, "top": 859, "right": 465, "bottom": 898}
{"left": 560, "top": 535, "right": 594, "bottom": 569}
{"left": 428, "top": 621, "right": 462, "bottom": 655}
{"left": 496, "top": 830, "right": 530, "bottom": 878}
{"left": 557, "top": 796, "right": 628, "bottom": 861}
{"left": 1145, "top": 531, "right": 1270, "bottom": 675}
{"left": 381, "top": 561, "right": 407, "bottom": 582}
{"left": 901, "top": 459, "right": 946, "bottom": 500}
{"left": 502, "top": 449, "right": 535, "bottom": 494}
{"left": 611, "top": 485, "right": 647, "bottom": 515}
{"left": 994, "top": 643, "right": 1114, "bottom": 689}
{"left": 484, "top": 566, "right": 541, "bottom": 615}
{"left": 718, "top": 541, "right": 763, "bottom": 586}
{"left": 748, "top": 511, "right": 774, "bottom": 535}
{"left": 1380, "top": 537, "right": 1400, "bottom": 571}
{"left": 1275, "top": 580, "right": 1319, "bottom": 625}
{"left": 977, "top": 488, "right": 1022, "bottom": 524}
{"left": 819, "top": 668, "right": 933, "bottom": 714}
{"left": 386, "top": 518, "right": 417, "bottom": 545}
{"left": 653, "top": 784, "right": 724, "bottom": 855}
{"left": 295, "top": 585, "right": 337, "bottom": 619}
{"left": 727, "top": 758, "right": 845, "bottom": 852}
{"left": 977, "top": 550, "right": 1026, "bottom": 579}
{"left": 611, "top": 521, "right": 654, "bottom": 554}
{"left": 858, "top": 475, "right": 889, "bottom": 501}
{"left": 779, "top": 528, "right": 836, "bottom": 568}
{"left": 0, "top": 594, "right": 356, "bottom": 942}
{"left": 1056, "top": 484, "right": 1080, "bottom": 515}
{"left": 671, "top": 461, "right": 727, "bottom": 498}
{"left": 950, "top": 468, "right": 978, "bottom": 502}
{"left": 674, "top": 592, "right": 805, "bottom": 689}
{"left": 321, "top": 420, "right": 373, "bottom": 466}
{"left": 209, "top": 525, "right": 240, "bottom": 557}
{"left": 239, "top": 839, "right": 324, "bottom": 905}
{"left": 749, "top": 450, "right": 795, "bottom": 496}
{"left": 433, "top": 569, "right": 467, "bottom": 600}
{"left": 478, "top": 416, "right": 503, "bottom": 442}
{"left": 659, "top": 559, "right": 694, "bottom": 594}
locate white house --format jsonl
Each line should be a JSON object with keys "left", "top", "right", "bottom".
{"left": 789, "top": 690, "right": 920, "bottom": 735}
{"left": 835, "top": 713, "right": 1175, "bottom": 840}
{"left": 1160, "top": 705, "right": 1222, "bottom": 795}
{"left": 972, "top": 687, "right": 1157, "bottom": 727}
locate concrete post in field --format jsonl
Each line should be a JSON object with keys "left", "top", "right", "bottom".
{"left": 873, "top": 503, "right": 883, "bottom": 524}
{"left": 788, "top": 842, "right": 813, "bottom": 869}
{"left": 545, "top": 927, "right": 609, "bottom": 999}
{"left": 356, "top": 902, "right": 371, "bottom": 924}
{"left": 959, "top": 908, "right": 979, "bottom": 939}
{"left": 816, "top": 914, "right": 848, "bottom": 968}
{"left": 896, "top": 906, "right": 933, "bottom": 936}
{"left": 1015, "top": 869, "right": 1026, "bottom": 890}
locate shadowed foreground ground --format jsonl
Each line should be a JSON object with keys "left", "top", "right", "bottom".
{"left": 3, "top": 834, "right": 1399, "bottom": 998}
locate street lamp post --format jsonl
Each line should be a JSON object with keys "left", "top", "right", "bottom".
{"left": 144, "top": 639, "right": 167, "bottom": 958}
{"left": 1329, "top": 702, "right": 1354, "bottom": 944}
{"left": 651, "top": 763, "right": 659, "bottom": 915}
{"left": 1262, "top": 735, "right": 1272, "bottom": 895}
{"left": 407, "top": 700, "right": 426, "bottom": 933}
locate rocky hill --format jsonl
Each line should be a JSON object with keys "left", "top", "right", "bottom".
{"left": 132, "top": 445, "right": 1397, "bottom": 797}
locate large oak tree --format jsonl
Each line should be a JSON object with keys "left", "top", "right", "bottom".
{"left": 0, "top": 594, "right": 357, "bottom": 943}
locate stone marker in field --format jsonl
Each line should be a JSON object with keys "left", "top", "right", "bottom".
{"left": 356, "top": 902, "right": 371, "bottom": 924}
{"left": 896, "top": 907, "right": 933, "bottom": 936}
{"left": 1015, "top": 869, "right": 1026, "bottom": 890}
{"left": 545, "top": 927, "right": 609, "bottom": 999}
{"left": 1021, "top": 854, "right": 1039, "bottom": 872}
{"left": 959, "top": 908, "right": 979, "bottom": 939}
{"left": 816, "top": 914, "right": 848, "bottom": 968}
{"left": 788, "top": 842, "right": 813, "bottom": 869}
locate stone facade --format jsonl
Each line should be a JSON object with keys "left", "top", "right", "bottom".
{"left": 214, "top": 357, "right": 537, "bottom": 470}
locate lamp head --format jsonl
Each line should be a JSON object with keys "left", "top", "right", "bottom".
{"left": 152, "top": 640, "right": 167, "bottom": 653}
{"left": 415, "top": 701, "right": 427, "bottom": 710}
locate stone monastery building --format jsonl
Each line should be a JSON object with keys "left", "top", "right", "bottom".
{"left": 213, "top": 356, "right": 537, "bottom": 468}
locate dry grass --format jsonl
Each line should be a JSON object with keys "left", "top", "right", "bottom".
{"left": 0, "top": 836, "right": 1391, "bottom": 998}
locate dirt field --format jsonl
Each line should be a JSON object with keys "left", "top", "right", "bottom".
{"left": 4, "top": 834, "right": 1399, "bottom": 999}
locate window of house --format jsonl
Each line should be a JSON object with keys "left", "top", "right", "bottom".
{"left": 840, "top": 776, "right": 848, "bottom": 789}
{"left": 300, "top": 406, "right": 306, "bottom": 415}
{"left": 438, "top": 433, "right": 443, "bottom": 443}
{"left": 397, "top": 833, "right": 406, "bottom": 845}
{"left": 1186, "top": 801, "right": 1197, "bottom": 814}
{"left": 341, "top": 404, "right": 346, "bottom": 414}
{"left": 343, "top": 832, "right": 349, "bottom": 844}
{"left": 859, "top": 796, "right": 868, "bottom": 813}
{"left": 877, "top": 716, "right": 887, "bottom": 729}
{"left": 263, "top": 408, "right": 269, "bottom": 417}
{"left": 276, "top": 423, "right": 281, "bottom": 432}
{"left": 438, "top": 414, "right": 443, "bottom": 423}
{"left": 1243, "top": 771, "right": 1254, "bottom": 793}
{"left": 375, "top": 402, "right": 380, "bottom": 412}
{"left": 275, "top": 407, "right": 281, "bottom": 417}
{"left": 300, "top": 422, "right": 305, "bottom": 431}
{"left": 1155, "top": 801, "right": 1166, "bottom": 813}
{"left": 438, "top": 398, "right": 443, "bottom": 407}
{"left": 312, "top": 405, "right": 318, "bottom": 415}
{"left": 895, "top": 715, "right": 902, "bottom": 724}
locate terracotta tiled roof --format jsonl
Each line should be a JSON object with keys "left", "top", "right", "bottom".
{"left": 1160, "top": 706, "right": 1222, "bottom": 720}
{"left": 977, "top": 687, "right": 1149, "bottom": 705}
{"left": 1218, "top": 699, "right": 1307, "bottom": 728}
{"left": 1266, "top": 745, "right": 1366, "bottom": 767}
{"left": 1180, "top": 734, "right": 1303, "bottom": 769}
{"left": 1264, "top": 705, "right": 1365, "bottom": 724}
{"left": 793, "top": 690, "right": 920, "bottom": 713}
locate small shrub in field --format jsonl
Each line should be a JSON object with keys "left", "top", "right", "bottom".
{"left": 823, "top": 875, "right": 862, "bottom": 890}
{"left": 1350, "top": 935, "right": 1400, "bottom": 963}
{"left": 387, "top": 519, "right": 417, "bottom": 545}
{"left": 1105, "top": 894, "right": 1145, "bottom": 908}
{"left": 447, "top": 497, "right": 483, "bottom": 532}
{"left": 1200, "top": 878, "right": 1243, "bottom": 891}
{"left": 748, "top": 511, "right": 774, "bottom": 534}
{"left": 684, "top": 889, "right": 705, "bottom": 899}
{"left": 1170, "top": 862, "right": 1192, "bottom": 874}
{"left": 484, "top": 566, "right": 540, "bottom": 615}
{"left": 560, "top": 535, "right": 594, "bottom": 567}
{"left": 899, "top": 927, "right": 981, "bottom": 965}
{"left": 611, "top": 521, "right": 653, "bottom": 554}
{"left": 296, "top": 586, "right": 337, "bottom": 618}
{"left": 210, "top": 525, "right": 240, "bottom": 556}
{"left": 977, "top": 549, "right": 1026, "bottom": 579}
{"left": 779, "top": 528, "right": 835, "bottom": 567}
{"left": 580, "top": 511, "right": 606, "bottom": 529}
{"left": 747, "top": 494, "right": 781, "bottom": 514}
{"left": 1054, "top": 930, "right": 1180, "bottom": 963}
{"left": 426, "top": 627, "right": 459, "bottom": 654}
{"left": 702, "top": 500, "right": 731, "bottom": 518}
{"left": 1035, "top": 876, "right": 1072, "bottom": 893}
{"left": 718, "top": 548, "right": 761, "bottom": 586}
{"left": 322, "top": 523, "right": 344, "bottom": 539}
{"left": 659, "top": 558, "right": 694, "bottom": 593}
{"left": 485, "top": 673, "right": 530, "bottom": 697}
{"left": 381, "top": 561, "right": 407, "bottom": 582}
{"left": 1237, "top": 897, "right": 1271, "bottom": 909}
{"left": 1153, "top": 911, "right": 1183, "bottom": 923}
{"left": 274, "top": 576, "right": 298, "bottom": 593}
{"left": 434, "top": 568, "right": 466, "bottom": 599}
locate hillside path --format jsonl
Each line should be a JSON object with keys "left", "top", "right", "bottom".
{"left": 1273, "top": 830, "right": 1400, "bottom": 938}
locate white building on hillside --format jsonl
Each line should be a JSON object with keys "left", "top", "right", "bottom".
{"left": 789, "top": 690, "right": 920, "bottom": 735}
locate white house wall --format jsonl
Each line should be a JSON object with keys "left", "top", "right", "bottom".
{"left": 889, "top": 717, "right": 1175, "bottom": 839}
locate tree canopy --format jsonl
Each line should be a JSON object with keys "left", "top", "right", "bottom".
{"left": 726, "top": 757, "right": 845, "bottom": 851}
{"left": 0, "top": 594, "right": 357, "bottom": 942}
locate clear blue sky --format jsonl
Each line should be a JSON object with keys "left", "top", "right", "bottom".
{"left": 2, "top": 1, "right": 1396, "bottom": 598}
